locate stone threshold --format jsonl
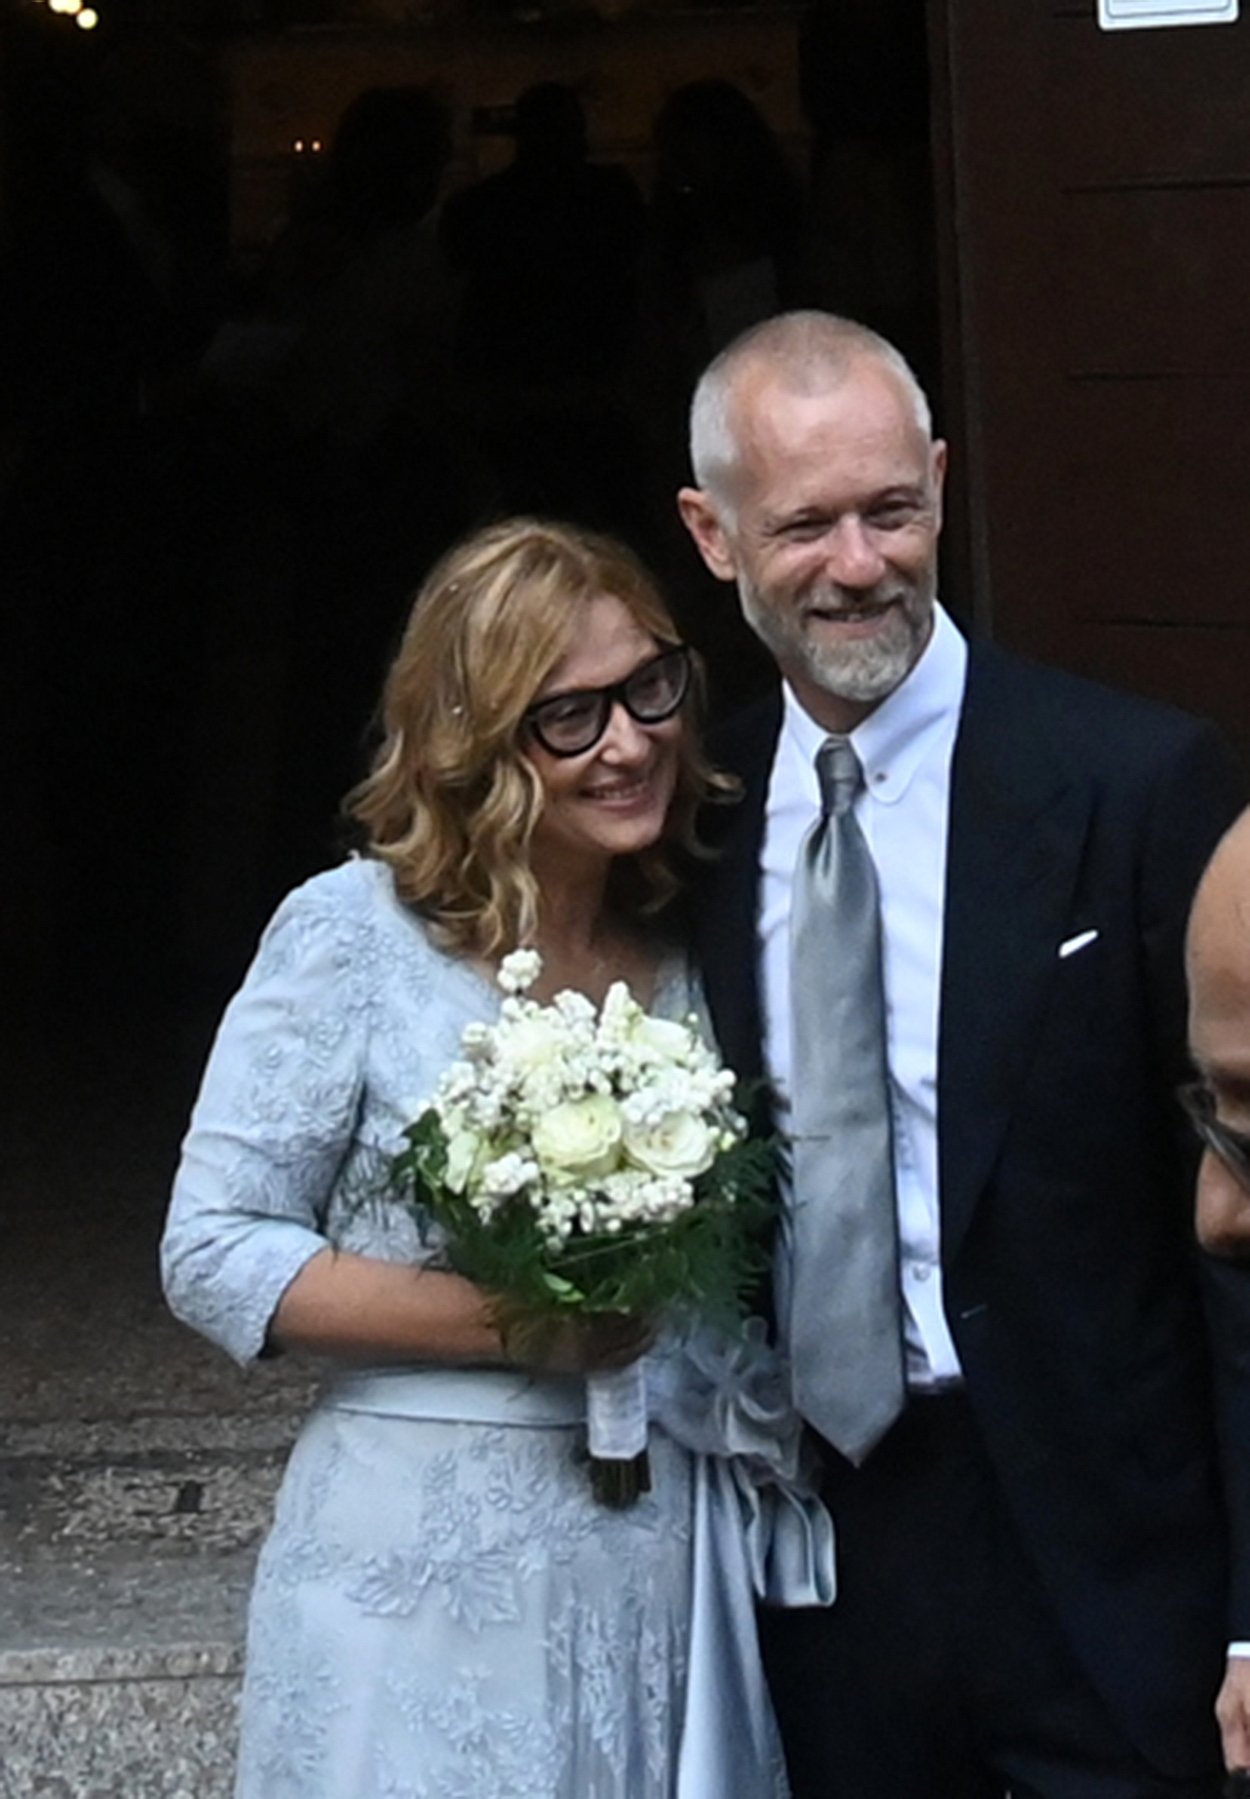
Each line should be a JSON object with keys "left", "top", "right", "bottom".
{"left": 4, "top": 1412, "right": 302, "bottom": 1462}
{"left": 1, "top": 1641, "right": 241, "bottom": 1688}
{"left": 1, "top": 1421, "right": 280, "bottom": 1690}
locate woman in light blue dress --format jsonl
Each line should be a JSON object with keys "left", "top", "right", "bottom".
{"left": 162, "top": 518, "right": 831, "bottom": 1798}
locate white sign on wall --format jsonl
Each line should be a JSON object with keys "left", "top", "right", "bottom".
{"left": 1099, "top": 0, "right": 1238, "bottom": 27}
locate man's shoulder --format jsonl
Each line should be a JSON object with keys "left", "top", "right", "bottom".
{"left": 960, "top": 640, "right": 1246, "bottom": 865}
{"left": 964, "top": 637, "right": 1225, "bottom": 767}
{"left": 705, "top": 640, "right": 1238, "bottom": 794}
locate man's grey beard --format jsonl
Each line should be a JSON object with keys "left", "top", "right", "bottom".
{"left": 739, "top": 576, "right": 934, "bottom": 706}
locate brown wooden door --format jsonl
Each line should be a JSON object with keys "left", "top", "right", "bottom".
{"left": 929, "top": 0, "right": 1250, "bottom": 751}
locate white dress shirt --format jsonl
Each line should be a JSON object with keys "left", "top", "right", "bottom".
{"left": 759, "top": 603, "right": 968, "bottom": 1388}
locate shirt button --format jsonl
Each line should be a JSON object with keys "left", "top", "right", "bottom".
{"left": 911, "top": 1263, "right": 933, "bottom": 1283}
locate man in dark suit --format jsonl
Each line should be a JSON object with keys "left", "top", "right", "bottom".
{"left": 677, "top": 309, "right": 1250, "bottom": 1796}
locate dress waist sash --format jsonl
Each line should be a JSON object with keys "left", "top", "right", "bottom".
{"left": 322, "top": 1364, "right": 587, "bottom": 1428}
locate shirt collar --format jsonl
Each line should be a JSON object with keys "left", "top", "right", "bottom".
{"left": 781, "top": 603, "right": 968, "bottom": 805}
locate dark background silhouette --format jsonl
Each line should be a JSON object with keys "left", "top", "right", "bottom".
{"left": 0, "top": 19, "right": 935, "bottom": 1624}
{"left": 1, "top": 0, "right": 937, "bottom": 1023}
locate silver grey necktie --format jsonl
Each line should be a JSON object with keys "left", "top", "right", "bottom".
{"left": 787, "top": 735, "right": 905, "bottom": 1464}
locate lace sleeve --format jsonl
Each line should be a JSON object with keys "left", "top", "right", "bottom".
{"left": 161, "top": 878, "right": 376, "bottom": 1365}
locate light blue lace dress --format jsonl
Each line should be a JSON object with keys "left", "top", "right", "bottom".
{"left": 162, "top": 858, "right": 831, "bottom": 1799}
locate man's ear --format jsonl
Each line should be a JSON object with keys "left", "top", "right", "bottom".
{"left": 677, "top": 486, "right": 739, "bottom": 584}
{"left": 930, "top": 439, "right": 948, "bottom": 534}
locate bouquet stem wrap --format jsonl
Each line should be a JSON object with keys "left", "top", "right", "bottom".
{"left": 586, "top": 1363, "right": 652, "bottom": 1507}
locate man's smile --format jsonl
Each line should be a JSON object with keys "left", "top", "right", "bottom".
{"left": 801, "top": 593, "right": 904, "bottom": 631}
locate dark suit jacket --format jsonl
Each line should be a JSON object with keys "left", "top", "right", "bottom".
{"left": 695, "top": 635, "right": 1250, "bottom": 1778}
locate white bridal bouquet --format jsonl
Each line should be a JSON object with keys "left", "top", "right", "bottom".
{"left": 394, "top": 951, "right": 775, "bottom": 1505}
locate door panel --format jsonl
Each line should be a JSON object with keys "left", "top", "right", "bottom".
{"left": 931, "top": 0, "right": 1250, "bottom": 748}
{"left": 1061, "top": 188, "right": 1250, "bottom": 373}
{"left": 1061, "top": 378, "right": 1250, "bottom": 625}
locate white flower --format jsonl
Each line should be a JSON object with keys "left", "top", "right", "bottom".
{"left": 597, "top": 980, "right": 642, "bottom": 1039}
{"left": 443, "top": 1127, "right": 479, "bottom": 1193}
{"left": 496, "top": 1013, "right": 564, "bottom": 1076}
{"left": 553, "top": 989, "right": 596, "bottom": 1028}
{"left": 478, "top": 1150, "right": 539, "bottom": 1199}
{"left": 631, "top": 1014, "right": 696, "bottom": 1061}
{"left": 414, "top": 964, "right": 748, "bottom": 1258}
{"left": 457, "top": 1024, "right": 496, "bottom": 1066}
{"left": 498, "top": 949, "right": 542, "bottom": 995}
{"left": 534, "top": 1186, "right": 580, "bottom": 1246}
{"left": 623, "top": 1108, "right": 718, "bottom": 1180}
{"left": 532, "top": 1094, "right": 624, "bottom": 1183}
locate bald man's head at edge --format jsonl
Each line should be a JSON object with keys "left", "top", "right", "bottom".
{"left": 1187, "top": 807, "right": 1250, "bottom": 1255}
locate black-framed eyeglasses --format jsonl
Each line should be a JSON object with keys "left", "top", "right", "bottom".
{"left": 523, "top": 645, "right": 692, "bottom": 759}
{"left": 1177, "top": 1081, "right": 1250, "bottom": 1195}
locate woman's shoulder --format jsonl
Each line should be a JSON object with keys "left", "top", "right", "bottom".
{"left": 271, "top": 857, "right": 430, "bottom": 938}
{"left": 241, "top": 860, "right": 481, "bottom": 1047}
{"left": 280, "top": 853, "right": 392, "bottom": 914}
{"left": 256, "top": 857, "right": 443, "bottom": 979}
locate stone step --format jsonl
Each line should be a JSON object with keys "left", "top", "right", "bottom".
{"left": 0, "top": 1416, "right": 299, "bottom": 1799}
{"left": 0, "top": 1578, "right": 244, "bottom": 1799}
{"left": 0, "top": 1000, "right": 318, "bottom": 1795}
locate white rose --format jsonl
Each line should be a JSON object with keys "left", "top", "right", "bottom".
{"left": 532, "top": 1095, "right": 624, "bottom": 1183}
{"left": 623, "top": 1109, "right": 717, "bottom": 1179}
{"left": 631, "top": 1015, "right": 695, "bottom": 1060}
{"left": 499, "top": 1014, "right": 564, "bottom": 1075}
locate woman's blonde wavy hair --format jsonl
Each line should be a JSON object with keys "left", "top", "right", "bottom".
{"left": 347, "top": 517, "right": 730, "bottom": 958}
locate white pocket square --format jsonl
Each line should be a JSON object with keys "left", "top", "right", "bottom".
{"left": 1058, "top": 929, "right": 1099, "bottom": 959}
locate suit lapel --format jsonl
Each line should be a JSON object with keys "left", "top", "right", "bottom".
{"left": 704, "top": 655, "right": 1092, "bottom": 1268}
{"left": 938, "top": 645, "right": 1094, "bottom": 1265}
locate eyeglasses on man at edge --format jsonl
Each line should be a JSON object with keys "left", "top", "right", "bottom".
{"left": 524, "top": 645, "right": 692, "bottom": 758}
{"left": 1177, "top": 1081, "right": 1250, "bottom": 1196}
